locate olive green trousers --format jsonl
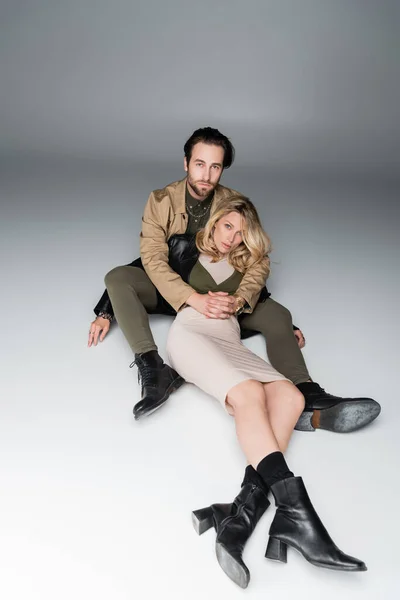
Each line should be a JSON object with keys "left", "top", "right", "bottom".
{"left": 105, "top": 265, "right": 310, "bottom": 385}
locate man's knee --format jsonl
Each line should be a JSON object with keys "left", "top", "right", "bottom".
{"left": 104, "top": 265, "right": 135, "bottom": 291}
{"left": 248, "top": 300, "right": 293, "bottom": 336}
{"left": 264, "top": 299, "right": 292, "bottom": 323}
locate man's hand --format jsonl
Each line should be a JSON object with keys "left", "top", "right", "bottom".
{"left": 294, "top": 328, "right": 306, "bottom": 349}
{"left": 88, "top": 316, "right": 110, "bottom": 347}
{"left": 186, "top": 291, "right": 236, "bottom": 319}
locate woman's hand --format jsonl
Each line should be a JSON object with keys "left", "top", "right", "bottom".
{"left": 186, "top": 291, "right": 235, "bottom": 319}
{"left": 88, "top": 316, "right": 111, "bottom": 347}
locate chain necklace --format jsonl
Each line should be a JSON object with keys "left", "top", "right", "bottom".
{"left": 185, "top": 199, "right": 212, "bottom": 222}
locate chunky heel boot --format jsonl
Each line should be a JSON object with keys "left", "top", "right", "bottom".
{"left": 192, "top": 504, "right": 232, "bottom": 536}
{"left": 267, "top": 477, "right": 367, "bottom": 571}
{"left": 215, "top": 481, "right": 270, "bottom": 588}
{"left": 192, "top": 468, "right": 270, "bottom": 589}
{"left": 265, "top": 536, "right": 287, "bottom": 563}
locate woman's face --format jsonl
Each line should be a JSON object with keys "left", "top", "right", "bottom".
{"left": 213, "top": 211, "right": 244, "bottom": 255}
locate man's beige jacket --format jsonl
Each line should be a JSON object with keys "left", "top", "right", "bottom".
{"left": 140, "top": 178, "right": 269, "bottom": 312}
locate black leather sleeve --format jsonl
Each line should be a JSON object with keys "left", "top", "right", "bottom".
{"left": 94, "top": 289, "right": 113, "bottom": 317}
{"left": 167, "top": 234, "right": 199, "bottom": 282}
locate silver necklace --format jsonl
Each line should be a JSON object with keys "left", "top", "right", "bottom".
{"left": 186, "top": 199, "right": 212, "bottom": 222}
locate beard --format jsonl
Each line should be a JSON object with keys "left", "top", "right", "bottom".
{"left": 187, "top": 175, "right": 216, "bottom": 199}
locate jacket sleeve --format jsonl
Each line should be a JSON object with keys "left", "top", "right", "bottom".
{"left": 139, "top": 192, "right": 195, "bottom": 311}
{"left": 236, "top": 259, "right": 270, "bottom": 313}
{"left": 93, "top": 289, "right": 113, "bottom": 317}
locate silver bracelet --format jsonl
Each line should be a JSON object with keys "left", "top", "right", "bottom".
{"left": 98, "top": 311, "right": 113, "bottom": 323}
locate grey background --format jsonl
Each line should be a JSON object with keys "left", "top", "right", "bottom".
{"left": 1, "top": 0, "right": 399, "bottom": 175}
{"left": 0, "top": 2, "right": 399, "bottom": 599}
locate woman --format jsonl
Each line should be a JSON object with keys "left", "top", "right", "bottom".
{"left": 166, "top": 195, "right": 366, "bottom": 588}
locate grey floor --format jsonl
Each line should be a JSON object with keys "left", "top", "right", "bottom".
{"left": 1, "top": 161, "right": 399, "bottom": 599}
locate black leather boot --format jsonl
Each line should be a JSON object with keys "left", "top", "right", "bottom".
{"left": 192, "top": 469, "right": 270, "bottom": 588}
{"left": 131, "top": 351, "right": 184, "bottom": 419}
{"left": 295, "top": 382, "right": 381, "bottom": 433}
{"left": 266, "top": 476, "right": 367, "bottom": 571}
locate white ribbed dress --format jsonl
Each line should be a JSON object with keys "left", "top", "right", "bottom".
{"left": 166, "top": 254, "right": 288, "bottom": 410}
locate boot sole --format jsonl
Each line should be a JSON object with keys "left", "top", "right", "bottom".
{"left": 215, "top": 542, "right": 250, "bottom": 589}
{"left": 295, "top": 399, "right": 381, "bottom": 433}
{"left": 133, "top": 375, "right": 185, "bottom": 420}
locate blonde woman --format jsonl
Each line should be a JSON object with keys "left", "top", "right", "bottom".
{"left": 166, "top": 195, "right": 366, "bottom": 588}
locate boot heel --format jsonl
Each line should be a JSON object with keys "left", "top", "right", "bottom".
{"left": 192, "top": 506, "right": 214, "bottom": 535}
{"left": 265, "top": 537, "right": 288, "bottom": 563}
{"left": 294, "top": 411, "right": 315, "bottom": 432}
{"left": 173, "top": 376, "right": 185, "bottom": 391}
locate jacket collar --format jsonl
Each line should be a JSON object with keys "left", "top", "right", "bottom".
{"left": 172, "top": 177, "right": 227, "bottom": 214}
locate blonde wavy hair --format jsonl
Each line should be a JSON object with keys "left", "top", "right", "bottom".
{"left": 196, "top": 195, "right": 271, "bottom": 275}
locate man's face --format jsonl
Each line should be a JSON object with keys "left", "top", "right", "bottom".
{"left": 213, "top": 211, "right": 243, "bottom": 255}
{"left": 184, "top": 142, "right": 224, "bottom": 200}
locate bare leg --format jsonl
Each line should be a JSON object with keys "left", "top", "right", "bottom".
{"left": 226, "top": 379, "right": 303, "bottom": 468}
{"left": 214, "top": 380, "right": 365, "bottom": 582}
{"left": 262, "top": 381, "right": 305, "bottom": 453}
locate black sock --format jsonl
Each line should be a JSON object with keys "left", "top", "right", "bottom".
{"left": 256, "top": 452, "right": 294, "bottom": 488}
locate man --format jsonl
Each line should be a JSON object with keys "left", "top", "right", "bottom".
{"left": 88, "top": 127, "right": 380, "bottom": 433}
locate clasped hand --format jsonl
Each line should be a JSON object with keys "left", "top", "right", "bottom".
{"left": 187, "top": 291, "right": 236, "bottom": 319}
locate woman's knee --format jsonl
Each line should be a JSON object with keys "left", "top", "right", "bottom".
{"left": 226, "top": 379, "right": 266, "bottom": 412}
{"left": 284, "top": 385, "right": 305, "bottom": 416}
{"left": 265, "top": 381, "right": 305, "bottom": 415}
{"left": 292, "top": 388, "right": 305, "bottom": 415}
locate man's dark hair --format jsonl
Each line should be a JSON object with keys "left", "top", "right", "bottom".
{"left": 184, "top": 127, "right": 235, "bottom": 169}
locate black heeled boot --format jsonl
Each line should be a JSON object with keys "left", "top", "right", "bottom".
{"left": 192, "top": 468, "right": 270, "bottom": 588}
{"left": 192, "top": 503, "right": 233, "bottom": 535}
{"left": 266, "top": 476, "right": 367, "bottom": 571}
{"left": 131, "top": 350, "right": 184, "bottom": 419}
{"left": 295, "top": 382, "right": 381, "bottom": 433}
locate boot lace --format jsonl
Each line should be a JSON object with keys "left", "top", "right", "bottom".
{"left": 129, "top": 359, "right": 155, "bottom": 389}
